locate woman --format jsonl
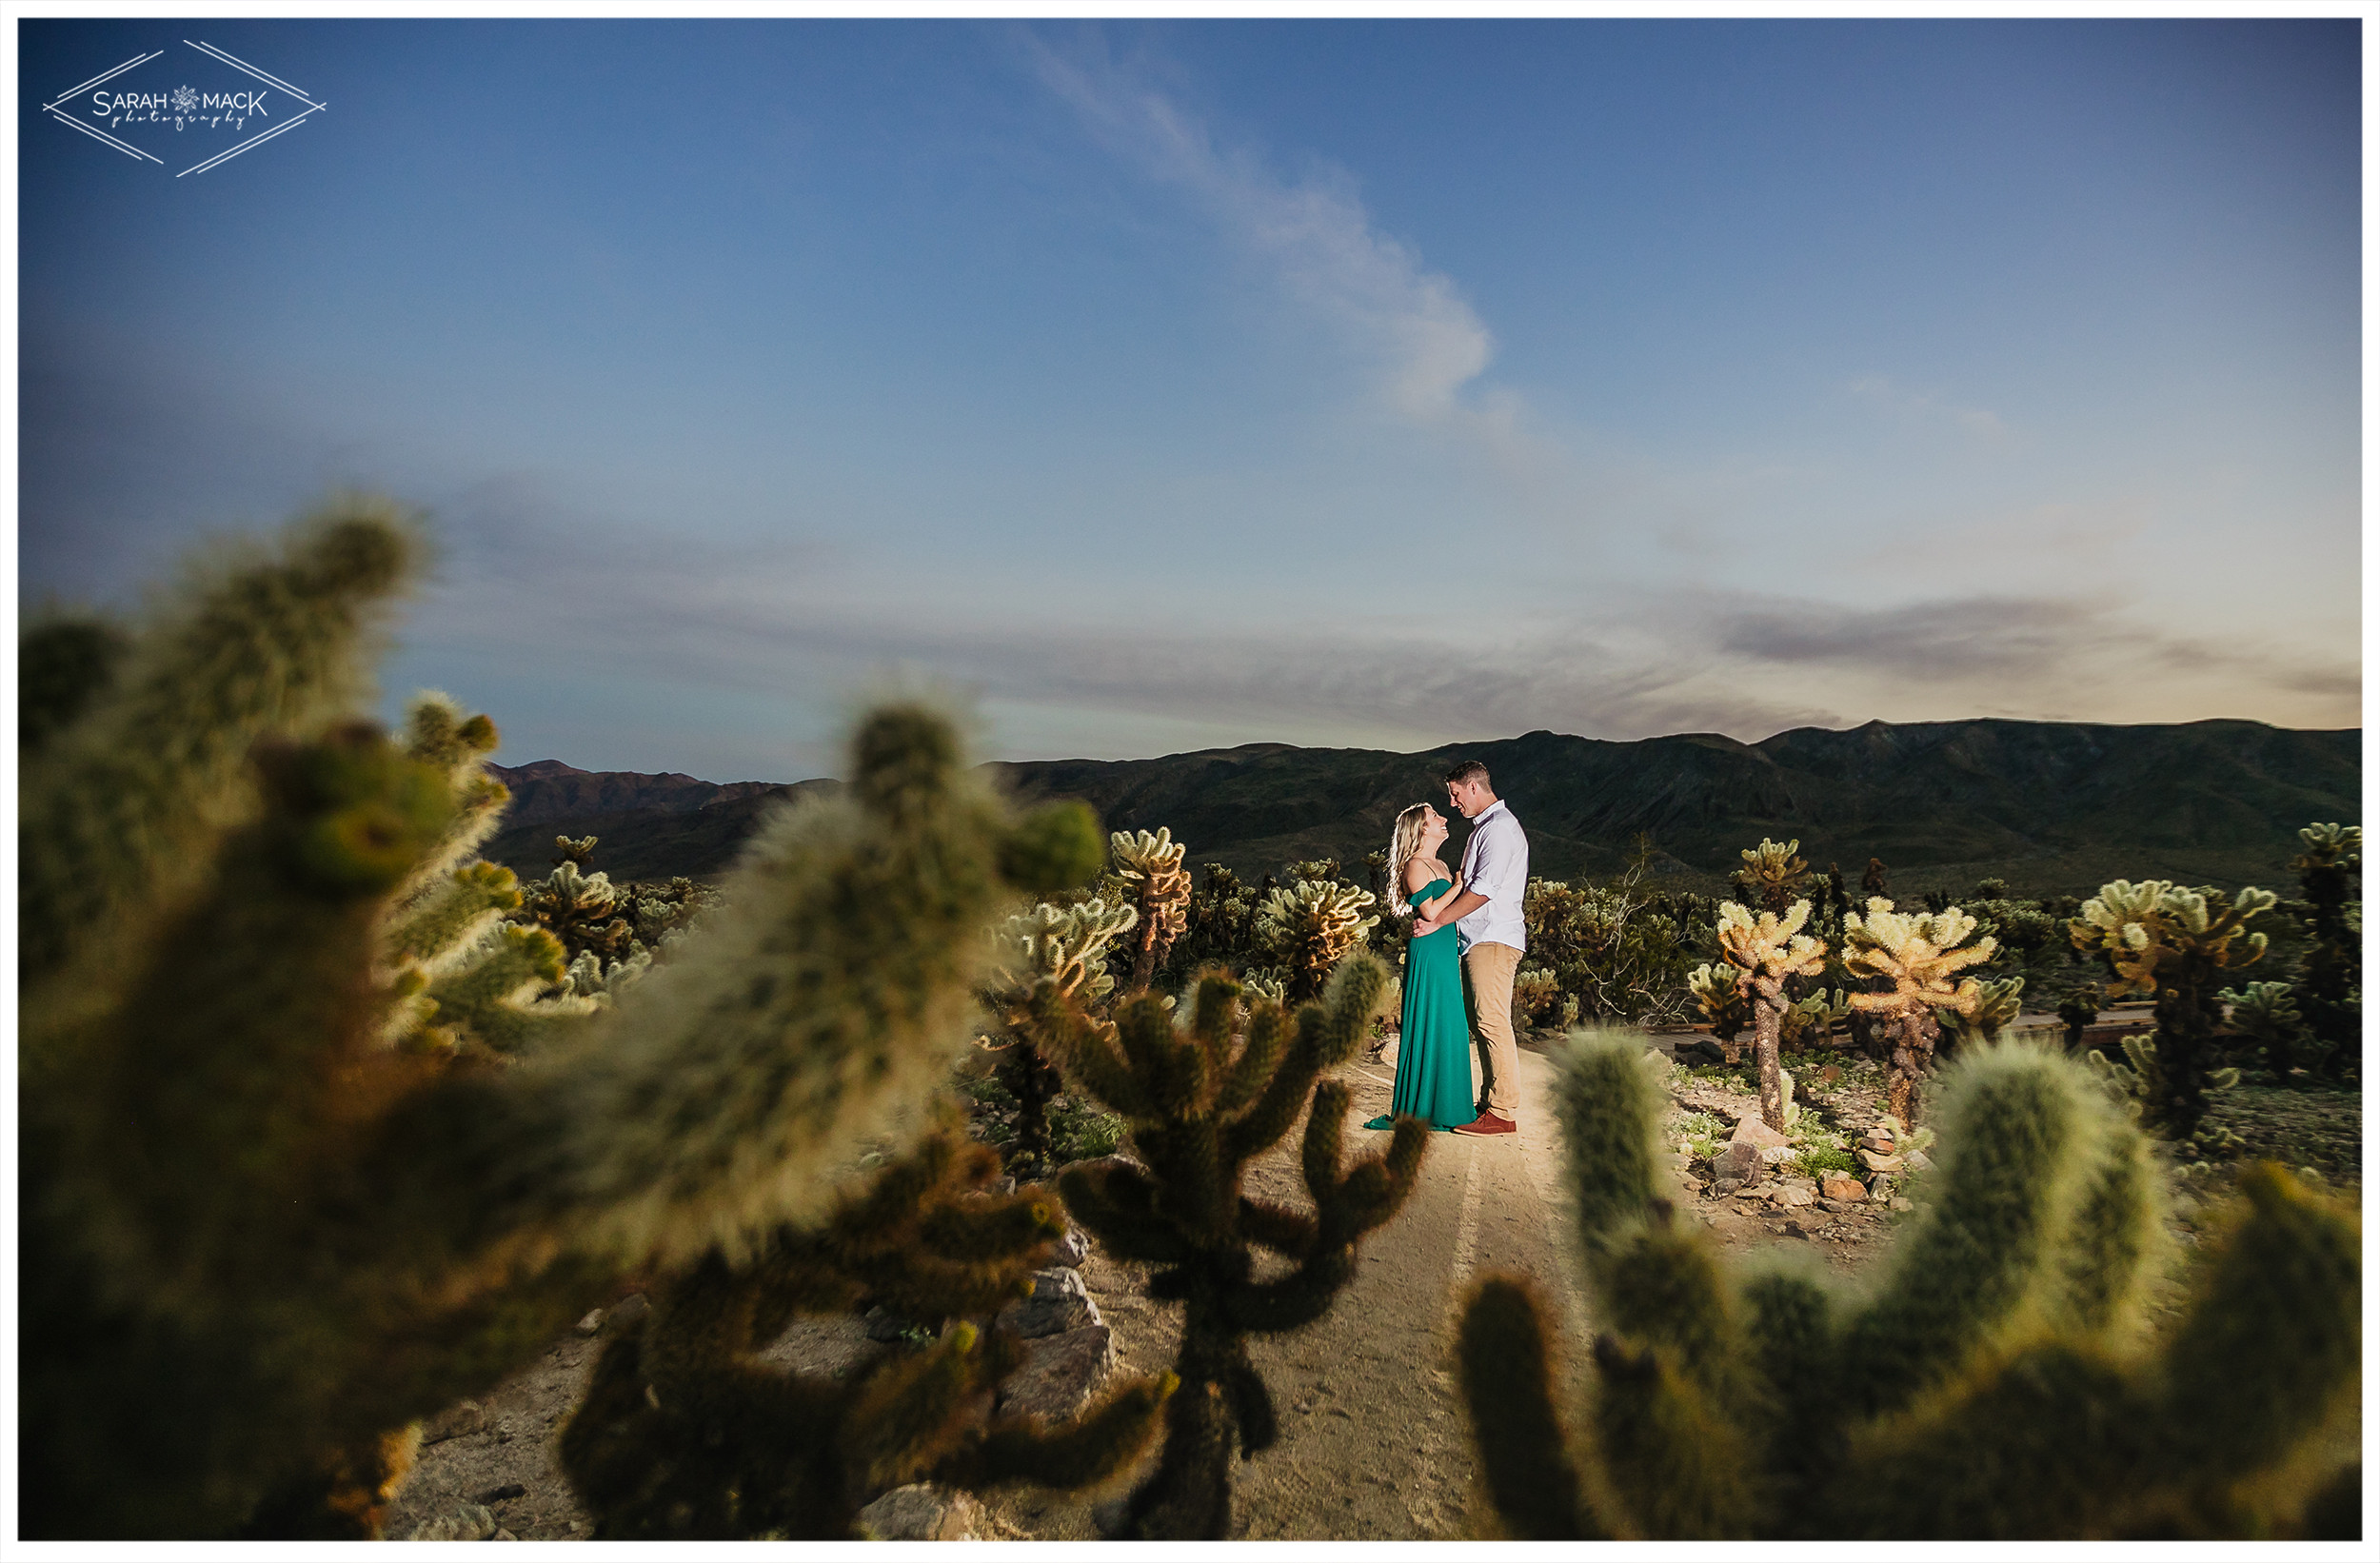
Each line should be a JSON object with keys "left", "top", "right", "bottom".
{"left": 1366, "top": 801, "right": 1475, "bottom": 1132}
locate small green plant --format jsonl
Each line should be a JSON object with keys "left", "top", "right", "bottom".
{"left": 1792, "top": 1143, "right": 1858, "bottom": 1179}
{"left": 1049, "top": 1096, "right": 1128, "bottom": 1163}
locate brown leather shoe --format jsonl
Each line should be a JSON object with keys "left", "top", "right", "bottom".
{"left": 1452, "top": 1112, "right": 1517, "bottom": 1137}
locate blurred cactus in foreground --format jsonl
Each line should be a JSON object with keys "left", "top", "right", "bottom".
{"left": 19, "top": 501, "right": 1112, "bottom": 1537}
{"left": 1109, "top": 827, "right": 1192, "bottom": 994}
{"left": 1458, "top": 1034, "right": 2361, "bottom": 1539}
{"left": 1019, "top": 959, "right": 1424, "bottom": 1537}
{"left": 1713, "top": 898, "right": 1827, "bottom": 1131}
{"left": 1841, "top": 898, "right": 1996, "bottom": 1128}
{"left": 559, "top": 1125, "right": 1172, "bottom": 1537}
{"left": 1257, "top": 878, "right": 1381, "bottom": 1002}
{"left": 2068, "top": 880, "right": 2273, "bottom": 1147}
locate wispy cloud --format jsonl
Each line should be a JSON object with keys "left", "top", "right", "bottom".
{"left": 1025, "top": 32, "right": 1495, "bottom": 426}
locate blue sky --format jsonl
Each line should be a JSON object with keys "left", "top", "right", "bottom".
{"left": 18, "top": 17, "right": 2363, "bottom": 782}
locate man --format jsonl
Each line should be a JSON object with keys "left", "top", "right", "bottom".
{"left": 1413, "top": 759, "right": 1528, "bottom": 1136}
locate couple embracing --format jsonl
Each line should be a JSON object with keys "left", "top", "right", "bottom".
{"left": 1365, "top": 760, "right": 1528, "bottom": 1138}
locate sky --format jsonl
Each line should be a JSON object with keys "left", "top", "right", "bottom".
{"left": 16, "top": 15, "right": 2365, "bottom": 782}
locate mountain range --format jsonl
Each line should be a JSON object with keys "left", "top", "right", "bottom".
{"left": 484, "top": 718, "right": 2359, "bottom": 899}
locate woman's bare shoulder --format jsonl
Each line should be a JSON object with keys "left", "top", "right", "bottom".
{"left": 1405, "top": 856, "right": 1450, "bottom": 888}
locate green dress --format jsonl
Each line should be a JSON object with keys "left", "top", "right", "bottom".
{"left": 1367, "top": 878, "right": 1473, "bottom": 1131}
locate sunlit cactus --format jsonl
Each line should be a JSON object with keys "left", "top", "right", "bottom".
{"left": 558, "top": 1124, "right": 1174, "bottom": 1538}
{"left": 1733, "top": 837, "right": 1811, "bottom": 915}
{"left": 981, "top": 897, "right": 1139, "bottom": 1169}
{"left": 1841, "top": 898, "right": 1996, "bottom": 1129}
{"left": 1109, "top": 827, "right": 1192, "bottom": 994}
{"left": 1457, "top": 1034, "right": 2360, "bottom": 1539}
{"left": 2068, "top": 880, "right": 2274, "bottom": 1144}
{"left": 1018, "top": 959, "right": 1424, "bottom": 1537}
{"left": 1713, "top": 899, "right": 1827, "bottom": 1130}
{"left": 1256, "top": 879, "right": 1380, "bottom": 1002}
{"left": 515, "top": 854, "right": 637, "bottom": 964}
{"left": 1686, "top": 962, "right": 1751, "bottom": 1054}
{"left": 18, "top": 503, "right": 1111, "bottom": 1539}
{"left": 1939, "top": 974, "right": 2026, "bottom": 1052}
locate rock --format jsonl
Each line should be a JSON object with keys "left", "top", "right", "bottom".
{"left": 1758, "top": 1144, "right": 1799, "bottom": 1164}
{"left": 421, "top": 1398, "right": 487, "bottom": 1445}
{"left": 575, "top": 1308, "right": 606, "bottom": 1335}
{"left": 603, "top": 1292, "right": 650, "bottom": 1336}
{"left": 1906, "top": 1148, "right": 1934, "bottom": 1173}
{"left": 1891, "top": 1196, "right": 1914, "bottom": 1212}
{"left": 857, "top": 1483, "right": 987, "bottom": 1541}
{"left": 1730, "top": 1116, "right": 1793, "bottom": 1150}
{"left": 477, "top": 1483, "right": 527, "bottom": 1505}
{"left": 1818, "top": 1197, "right": 1859, "bottom": 1214}
{"left": 1051, "top": 1229, "right": 1091, "bottom": 1268}
{"left": 995, "top": 1324, "right": 1117, "bottom": 1422}
{"left": 1819, "top": 1175, "right": 1868, "bottom": 1202}
{"left": 493, "top": 1529, "right": 518, "bottom": 1542}
{"left": 406, "top": 1503, "right": 498, "bottom": 1541}
{"left": 1858, "top": 1132, "right": 1897, "bottom": 1155}
{"left": 1715, "top": 1141, "right": 1762, "bottom": 1181}
{"left": 1784, "top": 1211, "right": 1827, "bottom": 1236}
{"left": 999, "top": 1267, "right": 1101, "bottom": 1339}
{"left": 1709, "top": 1177, "right": 1743, "bottom": 1197}
{"left": 991, "top": 1175, "right": 1018, "bottom": 1196}
{"left": 1856, "top": 1148, "right": 1906, "bottom": 1174}
{"left": 1769, "top": 1184, "right": 1815, "bottom": 1208}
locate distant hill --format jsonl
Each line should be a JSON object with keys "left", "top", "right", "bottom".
{"left": 482, "top": 719, "right": 2359, "bottom": 899}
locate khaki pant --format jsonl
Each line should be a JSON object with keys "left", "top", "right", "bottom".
{"left": 1463, "top": 940, "right": 1523, "bottom": 1119}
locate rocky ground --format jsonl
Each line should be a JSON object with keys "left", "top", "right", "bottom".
{"left": 386, "top": 1026, "right": 2359, "bottom": 1542}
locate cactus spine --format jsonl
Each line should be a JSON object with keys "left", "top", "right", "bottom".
{"left": 1458, "top": 1034, "right": 2360, "bottom": 1538}
{"left": 1018, "top": 959, "right": 1425, "bottom": 1537}
{"left": 1712, "top": 899, "right": 1827, "bottom": 1130}
{"left": 1840, "top": 898, "right": 1996, "bottom": 1128}
{"left": 19, "top": 504, "right": 1115, "bottom": 1537}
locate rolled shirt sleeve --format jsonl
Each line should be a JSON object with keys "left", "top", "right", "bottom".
{"left": 1456, "top": 802, "right": 1530, "bottom": 953}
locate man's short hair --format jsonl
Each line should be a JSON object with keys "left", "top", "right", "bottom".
{"left": 1444, "top": 760, "right": 1491, "bottom": 789}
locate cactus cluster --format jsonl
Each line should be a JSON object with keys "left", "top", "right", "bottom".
{"left": 1732, "top": 836, "right": 1811, "bottom": 914}
{"left": 1017, "top": 959, "right": 1424, "bottom": 1537}
{"left": 558, "top": 1123, "right": 1173, "bottom": 1537}
{"left": 2067, "top": 880, "right": 2273, "bottom": 1144}
{"left": 1712, "top": 899, "right": 1828, "bottom": 1130}
{"left": 1840, "top": 898, "right": 1996, "bottom": 1127}
{"left": 1458, "top": 1034, "right": 2361, "bottom": 1539}
{"left": 1108, "top": 827, "right": 1192, "bottom": 994}
{"left": 19, "top": 501, "right": 1121, "bottom": 1538}
{"left": 980, "top": 896, "right": 1139, "bottom": 1169}
{"left": 1255, "top": 878, "right": 1380, "bottom": 1002}
{"left": 2218, "top": 979, "right": 2327, "bottom": 1082}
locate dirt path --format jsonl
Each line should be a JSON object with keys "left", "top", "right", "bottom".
{"left": 391, "top": 1033, "right": 1901, "bottom": 1541}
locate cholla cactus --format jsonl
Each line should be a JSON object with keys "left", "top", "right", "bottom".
{"left": 1733, "top": 838, "right": 1810, "bottom": 915}
{"left": 1713, "top": 900, "right": 1827, "bottom": 1132}
{"left": 2220, "top": 979, "right": 2327, "bottom": 1082}
{"left": 553, "top": 833, "right": 599, "bottom": 866}
{"left": 1685, "top": 962, "right": 1750, "bottom": 1053}
{"left": 2289, "top": 823, "right": 2359, "bottom": 1079}
{"left": 2068, "top": 880, "right": 2274, "bottom": 1144}
{"left": 982, "top": 898, "right": 1139, "bottom": 1169}
{"left": 1841, "top": 898, "right": 1997, "bottom": 1129}
{"left": 1458, "top": 1034, "right": 2361, "bottom": 1539}
{"left": 18, "top": 502, "right": 1113, "bottom": 1538}
{"left": 565, "top": 946, "right": 654, "bottom": 1005}
{"left": 2082, "top": 1035, "right": 2243, "bottom": 1172}
{"left": 516, "top": 855, "right": 637, "bottom": 963}
{"left": 1256, "top": 879, "right": 1379, "bottom": 1002}
{"left": 1514, "top": 965, "right": 1568, "bottom": 1029}
{"left": 560, "top": 1123, "right": 1173, "bottom": 1538}
{"left": 1939, "top": 975, "right": 2026, "bottom": 1052}
{"left": 1110, "top": 827, "right": 1192, "bottom": 994}
{"left": 1019, "top": 960, "right": 1425, "bottom": 1537}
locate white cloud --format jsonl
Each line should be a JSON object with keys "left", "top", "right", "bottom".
{"left": 1027, "top": 34, "right": 1495, "bottom": 426}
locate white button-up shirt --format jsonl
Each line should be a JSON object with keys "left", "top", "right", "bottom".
{"left": 1456, "top": 799, "right": 1529, "bottom": 954}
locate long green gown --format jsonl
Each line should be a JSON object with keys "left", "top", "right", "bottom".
{"left": 1367, "top": 878, "right": 1473, "bottom": 1131}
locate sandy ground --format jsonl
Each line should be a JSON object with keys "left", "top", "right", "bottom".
{"left": 388, "top": 1030, "right": 1906, "bottom": 1541}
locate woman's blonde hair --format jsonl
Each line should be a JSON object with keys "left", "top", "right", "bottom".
{"left": 1384, "top": 802, "right": 1433, "bottom": 919}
